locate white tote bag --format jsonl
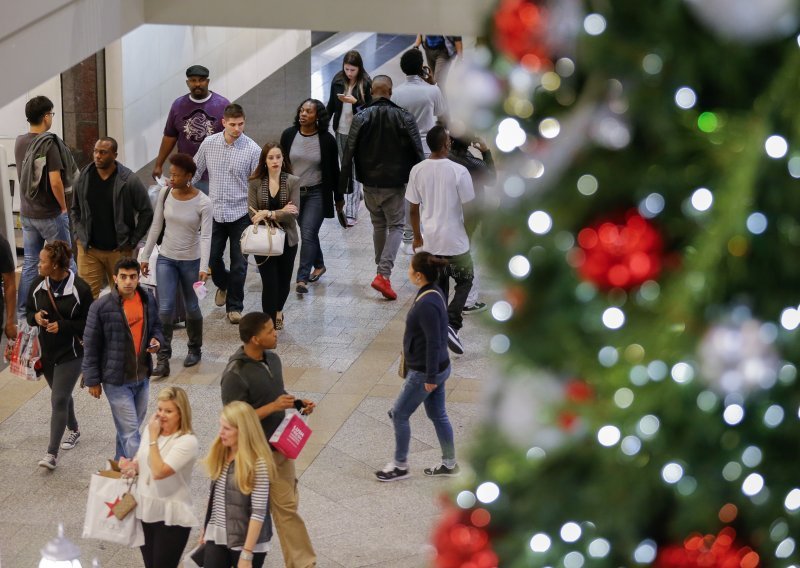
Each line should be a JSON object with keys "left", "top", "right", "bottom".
{"left": 240, "top": 220, "right": 286, "bottom": 257}
{"left": 82, "top": 473, "right": 144, "bottom": 547}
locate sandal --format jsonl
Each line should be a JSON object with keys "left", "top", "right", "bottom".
{"left": 275, "top": 312, "right": 284, "bottom": 330}
{"left": 309, "top": 267, "right": 327, "bottom": 283}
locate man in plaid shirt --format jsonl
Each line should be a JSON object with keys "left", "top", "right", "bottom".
{"left": 193, "top": 104, "right": 261, "bottom": 324}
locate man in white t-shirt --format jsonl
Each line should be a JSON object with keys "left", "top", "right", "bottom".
{"left": 393, "top": 48, "right": 448, "bottom": 255}
{"left": 406, "top": 125, "right": 475, "bottom": 355}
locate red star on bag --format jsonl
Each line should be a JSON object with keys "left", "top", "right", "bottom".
{"left": 105, "top": 497, "right": 121, "bottom": 518}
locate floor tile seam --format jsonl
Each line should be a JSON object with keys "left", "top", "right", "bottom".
{"left": 330, "top": 294, "right": 413, "bottom": 389}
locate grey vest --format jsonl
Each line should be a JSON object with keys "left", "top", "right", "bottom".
{"left": 204, "top": 460, "right": 272, "bottom": 549}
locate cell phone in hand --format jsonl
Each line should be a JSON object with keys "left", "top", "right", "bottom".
{"left": 293, "top": 399, "right": 307, "bottom": 411}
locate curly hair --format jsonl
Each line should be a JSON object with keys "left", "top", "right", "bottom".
{"left": 42, "top": 240, "right": 72, "bottom": 271}
{"left": 293, "top": 98, "right": 330, "bottom": 132}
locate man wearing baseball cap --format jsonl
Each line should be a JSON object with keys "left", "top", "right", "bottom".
{"left": 152, "top": 65, "right": 230, "bottom": 194}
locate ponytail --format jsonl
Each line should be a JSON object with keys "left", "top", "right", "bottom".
{"left": 411, "top": 251, "right": 449, "bottom": 283}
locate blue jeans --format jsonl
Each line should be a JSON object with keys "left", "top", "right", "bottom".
{"left": 296, "top": 187, "right": 325, "bottom": 283}
{"left": 18, "top": 212, "right": 74, "bottom": 319}
{"left": 156, "top": 256, "right": 202, "bottom": 320}
{"left": 209, "top": 214, "right": 250, "bottom": 312}
{"left": 104, "top": 380, "right": 149, "bottom": 460}
{"left": 390, "top": 366, "right": 454, "bottom": 468}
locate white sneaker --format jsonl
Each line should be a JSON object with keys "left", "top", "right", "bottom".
{"left": 400, "top": 243, "right": 414, "bottom": 256}
{"left": 227, "top": 312, "right": 242, "bottom": 324}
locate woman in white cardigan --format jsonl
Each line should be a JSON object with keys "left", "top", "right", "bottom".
{"left": 120, "top": 386, "right": 199, "bottom": 568}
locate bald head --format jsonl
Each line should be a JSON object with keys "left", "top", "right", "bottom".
{"left": 371, "top": 75, "right": 393, "bottom": 99}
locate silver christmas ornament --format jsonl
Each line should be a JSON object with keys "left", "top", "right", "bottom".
{"left": 698, "top": 318, "right": 781, "bottom": 394}
{"left": 685, "top": 0, "right": 798, "bottom": 43}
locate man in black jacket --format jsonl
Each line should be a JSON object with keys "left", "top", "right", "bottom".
{"left": 221, "top": 312, "right": 317, "bottom": 568}
{"left": 70, "top": 137, "right": 154, "bottom": 298}
{"left": 339, "top": 75, "right": 425, "bottom": 300}
{"left": 83, "top": 258, "right": 164, "bottom": 460}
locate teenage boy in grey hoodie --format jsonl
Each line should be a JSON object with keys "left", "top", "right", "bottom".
{"left": 220, "top": 312, "right": 317, "bottom": 568}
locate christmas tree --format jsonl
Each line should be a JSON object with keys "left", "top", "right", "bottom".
{"left": 436, "top": 0, "right": 800, "bottom": 566}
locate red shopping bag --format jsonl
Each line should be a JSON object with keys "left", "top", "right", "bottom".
{"left": 269, "top": 411, "right": 312, "bottom": 459}
{"left": 8, "top": 321, "right": 41, "bottom": 381}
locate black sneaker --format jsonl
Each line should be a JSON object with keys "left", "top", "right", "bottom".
{"left": 447, "top": 326, "right": 465, "bottom": 355}
{"left": 38, "top": 453, "right": 57, "bottom": 470}
{"left": 61, "top": 430, "right": 80, "bottom": 450}
{"left": 463, "top": 302, "right": 487, "bottom": 315}
{"left": 296, "top": 282, "right": 309, "bottom": 294}
{"left": 375, "top": 463, "right": 410, "bottom": 482}
{"left": 423, "top": 463, "right": 461, "bottom": 477}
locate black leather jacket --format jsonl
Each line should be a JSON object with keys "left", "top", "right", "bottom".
{"left": 339, "top": 98, "right": 425, "bottom": 193}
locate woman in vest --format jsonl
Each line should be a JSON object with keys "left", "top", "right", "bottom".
{"left": 120, "top": 386, "right": 199, "bottom": 568}
{"left": 140, "top": 152, "right": 212, "bottom": 379}
{"left": 201, "top": 401, "right": 276, "bottom": 567}
{"left": 248, "top": 142, "right": 300, "bottom": 330}
{"left": 27, "top": 240, "right": 93, "bottom": 470}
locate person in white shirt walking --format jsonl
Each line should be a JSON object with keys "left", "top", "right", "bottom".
{"left": 193, "top": 104, "right": 261, "bottom": 324}
{"left": 392, "top": 48, "right": 448, "bottom": 255}
{"left": 406, "top": 126, "right": 475, "bottom": 355}
{"left": 120, "top": 387, "right": 199, "bottom": 568}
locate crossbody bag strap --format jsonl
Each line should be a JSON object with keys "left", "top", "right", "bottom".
{"left": 46, "top": 286, "right": 63, "bottom": 319}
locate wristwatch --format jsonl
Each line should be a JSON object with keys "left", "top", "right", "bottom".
{"left": 240, "top": 549, "right": 254, "bottom": 561}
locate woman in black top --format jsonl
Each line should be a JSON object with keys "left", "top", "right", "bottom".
{"left": 326, "top": 50, "right": 372, "bottom": 226}
{"left": 248, "top": 142, "right": 301, "bottom": 330}
{"left": 375, "top": 252, "right": 459, "bottom": 482}
{"left": 280, "top": 99, "right": 344, "bottom": 295}
{"left": 26, "top": 240, "right": 93, "bottom": 470}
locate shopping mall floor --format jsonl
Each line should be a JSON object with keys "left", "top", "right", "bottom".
{"left": 0, "top": 33, "right": 494, "bottom": 567}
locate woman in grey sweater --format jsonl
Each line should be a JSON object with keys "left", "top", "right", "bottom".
{"left": 248, "top": 142, "right": 300, "bottom": 330}
{"left": 140, "top": 153, "right": 212, "bottom": 377}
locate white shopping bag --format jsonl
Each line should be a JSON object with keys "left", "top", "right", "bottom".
{"left": 82, "top": 473, "right": 144, "bottom": 547}
{"left": 138, "top": 245, "right": 160, "bottom": 286}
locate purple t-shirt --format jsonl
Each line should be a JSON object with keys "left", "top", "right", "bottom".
{"left": 164, "top": 92, "right": 230, "bottom": 157}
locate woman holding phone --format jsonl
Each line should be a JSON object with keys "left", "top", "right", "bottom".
{"left": 27, "top": 240, "right": 93, "bottom": 470}
{"left": 326, "top": 50, "right": 372, "bottom": 226}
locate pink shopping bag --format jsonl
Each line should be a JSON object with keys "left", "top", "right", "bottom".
{"left": 269, "top": 411, "right": 312, "bottom": 459}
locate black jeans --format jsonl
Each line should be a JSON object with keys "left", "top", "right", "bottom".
{"left": 435, "top": 251, "right": 474, "bottom": 331}
{"left": 205, "top": 542, "right": 266, "bottom": 568}
{"left": 210, "top": 214, "right": 251, "bottom": 313}
{"left": 256, "top": 243, "right": 298, "bottom": 320}
{"left": 140, "top": 521, "right": 191, "bottom": 568}
{"left": 42, "top": 357, "right": 82, "bottom": 456}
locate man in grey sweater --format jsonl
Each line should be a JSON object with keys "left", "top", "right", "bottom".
{"left": 220, "top": 312, "right": 317, "bottom": 568}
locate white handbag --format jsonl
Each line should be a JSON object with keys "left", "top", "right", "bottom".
{"left": 240, "top": 220, "right": 286, "bottom": 257}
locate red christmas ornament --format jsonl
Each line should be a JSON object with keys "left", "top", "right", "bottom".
{"left": 432, "top": 502, "right": 499, "bottom": 568}
{"left": 558, "top": 379, "right": 594, "bottom": 431}
{"left": 493, "top": 0, "right": 551, "bottom": 69}
{"left": 655, "top": 527, "right": 760, "bottom": 568}
{"left": 575, "top": 210, "right": 664, "bottom": 290}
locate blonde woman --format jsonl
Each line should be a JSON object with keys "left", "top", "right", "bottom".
{"left": 120, "top": 386, "right": 199, "bottom": 568}
{"left": 201, "top": 401, "right": 276, "bottom": 568}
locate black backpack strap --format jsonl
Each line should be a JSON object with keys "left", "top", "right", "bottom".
{"left": 156, "top": 187, "right": 170, "bottom": 245}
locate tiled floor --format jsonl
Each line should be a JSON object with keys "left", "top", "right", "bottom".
{"left": 0, "top": 36, "right": 495, "bottom": 566}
